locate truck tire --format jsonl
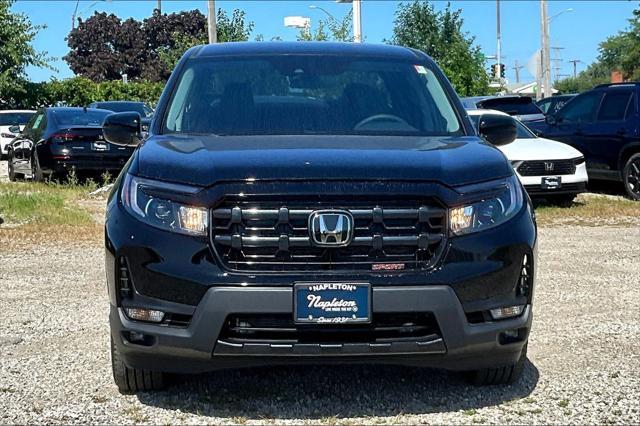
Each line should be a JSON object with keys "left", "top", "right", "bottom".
{"left": 466, "top": 343, "right": 527, "bottom": 386}
{"left": 623, "top": 153, "right": 640, "bottom": 200}
{"left": 111, "top": 336, "right": 166, "bottom": 393}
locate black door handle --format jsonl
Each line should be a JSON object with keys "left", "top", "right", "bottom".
{"left": 617, "top": 128, "right": 627, "bottom": 135}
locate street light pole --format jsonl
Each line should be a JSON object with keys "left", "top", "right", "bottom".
{"left": 309, "top": 5, "right": 337, "bottom": 23}
{"left": 496, "top": 0, "right": 501, "bottom": 84}
{"left": 352, "top": 0, "right": 362, "bottom": 42}
{"left": 207, "top": 0, "right": 217, "bottom": 43}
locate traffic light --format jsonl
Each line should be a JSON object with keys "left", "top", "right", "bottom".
{"left": 500, "top": 64, "right": 506, "bottom": 79}
{"left": 490, "top": 63, "right": 498, "bottom": 78}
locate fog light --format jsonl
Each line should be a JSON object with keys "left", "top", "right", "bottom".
{"left": 125, "top": 307, "right": 165, "bottom": 323}
{"left": 490, "top": 305, "right": 524, "bottom": 320}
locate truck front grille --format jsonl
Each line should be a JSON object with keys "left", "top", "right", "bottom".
{"left": 517, "top": 159, "right": 577, "bottom": 176}
{"left": 210, "top": 199, "right": 447, "bottom": 272}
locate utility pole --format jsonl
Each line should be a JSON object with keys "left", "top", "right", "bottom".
{"left": 568, "top": 59, "right": 582, "bottom": 78}
{"left": 496, "top": 0, "right": 501, "bottom": 84}
{"left": 541, "top": 0, "right": 552, "bottom": 98}
{"left": 353, "top": 0, "right": 362, "bottom": 43}
{"left": 513, "top": 60, "right": 524, "bottom": 83}
{"left": 157, "top": 0, "right": 161, "bottom": 13}
{"left": 207, "top": 0, "right": 217, "bottom": 44}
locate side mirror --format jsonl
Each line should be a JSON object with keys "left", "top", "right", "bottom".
{"left": 478, "top": 114, "right": 517, "bottom": 146}
{"left": 545, "top": 114, "right": 557, "bottom": 126}
{"left": 8, "top": 125, "right": 20, "bottom": 134}
{"left": 103, "top": 112, "right": 142, "bottom": 147}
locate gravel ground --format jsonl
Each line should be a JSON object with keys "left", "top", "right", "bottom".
{"left": 1, "top": 160, "right": 639, "bottom": 424}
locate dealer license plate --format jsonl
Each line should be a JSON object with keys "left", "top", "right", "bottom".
{"left": 294, "top": 282, "right": 371, "bottom": 324}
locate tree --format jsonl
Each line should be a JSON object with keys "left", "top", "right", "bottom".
{"left": 554, "top": 62, "right": 610, "bottom": 94}
{"left": 158, "top": 9, "right": 254, "bottom": 70}
{"left": 65, "top": 8, "right": 255, "bottom": 83}
{"left": 388, "top": 1, "right": 490, "bottom": 97}
{"left": 555, "top": 7, "right": 640, "bottom": 93}
{"left": 598, "top": 8, "right": 640, "bottom": 80}
{"left": 0, "top": 0, "right": 51, "bottom": 108}
{"left": 297, "top": 11, "right": 353, "bottom": 42}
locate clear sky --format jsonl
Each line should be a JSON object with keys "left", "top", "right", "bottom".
{"left": 12, "top": 0, "right": 639, "bottom": 85}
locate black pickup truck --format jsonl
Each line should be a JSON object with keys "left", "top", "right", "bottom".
{"left": 102, "top": 42, "right": 537, "bottom": 393}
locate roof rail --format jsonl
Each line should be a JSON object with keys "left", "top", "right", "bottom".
{"left": 594, "top": 82, "right": 640, "bottom": 89}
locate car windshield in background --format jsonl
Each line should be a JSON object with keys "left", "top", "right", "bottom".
{"left": 52, "top": 110, "right": 112, "bottom": 127}
{"left": 470, "top": 114, "right": 535, "bottom": 139}
{"left": 164, "top": 56, "right": 462, "bottom": 136}
{"left": 95, "top": 102, "right": 153, "bottom": 118}
{"left": 0, "top": 112, "right": 35, "bottom": 126}
{"left": 478, "top": 98, "right": 542, "bottom": 116}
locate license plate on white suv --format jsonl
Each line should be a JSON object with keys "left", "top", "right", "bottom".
{"left": 541, "top": 176, "right": 561, "bottom": 189}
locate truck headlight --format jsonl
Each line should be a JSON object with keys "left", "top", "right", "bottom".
{"left": 121, "top": 174, "right": 208, "bottom": 236}
{"left": 449, "top": 175, "right": 523, "bottom": 236}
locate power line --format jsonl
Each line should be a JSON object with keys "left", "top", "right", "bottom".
{"left": 551, "top": 46, "right": 565, "bottom": 82}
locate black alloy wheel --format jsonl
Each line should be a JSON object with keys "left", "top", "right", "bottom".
{"left": 623, "top": 153, "right": 640, "bottom": 201}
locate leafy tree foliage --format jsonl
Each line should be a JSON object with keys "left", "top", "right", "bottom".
{"left": 297, "top": 10, "right": 353, "bottom": 42}
{"left": 556, "top": 7, "right": 640, "bottom": 93}
{"left": 554, "top": 62, "right": 610, "bottom": 94}
{"left": 0, "top": 0, "right": 51, "bottom": 108}
{"left": 598, "top": 8, "right": 640, "bottom": 81}
{"left": 388, "top": 1, "right": 490, "bottom": 97}
{"left": 65, "top": 8, "right": 254, "bottom": 82}
{"left": 11, "top": 77, "right": 164, "bottom": 109}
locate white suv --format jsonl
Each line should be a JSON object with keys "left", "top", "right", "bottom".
{"left": 0, "top": 110, "right": 36, "bottom": 159}
{"left": 468, "top": 109, "right": 588, "bottom": 204}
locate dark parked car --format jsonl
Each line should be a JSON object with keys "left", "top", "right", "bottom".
{"left": 536, "top": 94, "right": 576, "bottom": 115}
{"left": 530, "top": 83, "right": 640, "bottom": 200}
{"left": 462, "top": 95, "right": 546, "bottom": 124}
{"left": 103, "top": 42, "right": 536, "bottom": 393}
{"left": 7, "top": 107, "right": 134, "bottom": 181}
{"left": 87, "top": 101, "right": 154, "bottom": 134}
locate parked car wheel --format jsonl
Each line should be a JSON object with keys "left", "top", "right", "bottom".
{"left": 8, "top": 154, "right": 18, "bottom": 182}
{"left": 623, "top": 153, "right": 640, "bottom": 201}
{"left": 31, "top": 154, "right": 44, "bottom": 182}
{"left": 466, "top": 343, "right": 527, "bottom": 386}
{"left": 111, "top": 336, "right": 166, "bottom": 393}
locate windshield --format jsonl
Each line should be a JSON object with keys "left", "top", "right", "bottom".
{"left": 469, "top": 114, "right": 536, "bottom": 139}
{"left": 0, "top": 112, "right": 35, "bottom": 126}
{"left": 95, "top": 102, "right": 153, "bottom": 118}
{"left": 52, "top": 110, "right": 112, "bottom": 127}
{"left": 478, "top": 98, "right": 543, "bottom": 116}
{"left": 163, "top": 56, "right": 462, "bottom": 136}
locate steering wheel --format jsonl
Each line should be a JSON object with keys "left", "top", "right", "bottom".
{"left": 354, "top": 114, "right": 410, "bottom": 130}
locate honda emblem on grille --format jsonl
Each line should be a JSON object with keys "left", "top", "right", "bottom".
{"left": 544, "top": 161, "right": 555, "bottom": 172}
{"left": 309, "top": 210, "right": 354, "bottom": 247}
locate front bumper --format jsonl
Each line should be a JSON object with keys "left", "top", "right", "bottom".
{"left": 110, "top": 286, "right": 532, "bottom": 373}
{"left": 106, "top": 179, "right": 537, "bottom": 374}
{"left": 518, "top": 162, "right": 588, "bottom": 196}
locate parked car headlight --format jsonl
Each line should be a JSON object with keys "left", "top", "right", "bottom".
{"left": 449, "top": 175, "right": 523, "bottom": 236}
{"left": 121, "top": 174, "right": 208, "bottom": 236}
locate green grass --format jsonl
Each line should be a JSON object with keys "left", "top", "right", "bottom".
{"left": 0, "top": 181, "right": 96, "bottom": 226}
{"left": 535, "top": 194, "right": 640, "bottom": 227}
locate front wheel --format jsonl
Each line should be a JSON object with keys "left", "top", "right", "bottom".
{"left": 466, "top": 343, "right": 528, "bottom": 386}
{"left": 8, "top": 155, "right": 18, "bottom": 182}
{"left": 111, "top": 336, "right": 166, "bottom": 393}
{"left": 31, "top": 155, "right": 45, "bottom": 182}
{"left": 623, "top": 153, "right": 640, "bottom": 201}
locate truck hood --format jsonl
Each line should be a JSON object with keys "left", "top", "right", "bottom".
{"left": 134, "top": 135, "right": 512, "bottom": 188}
